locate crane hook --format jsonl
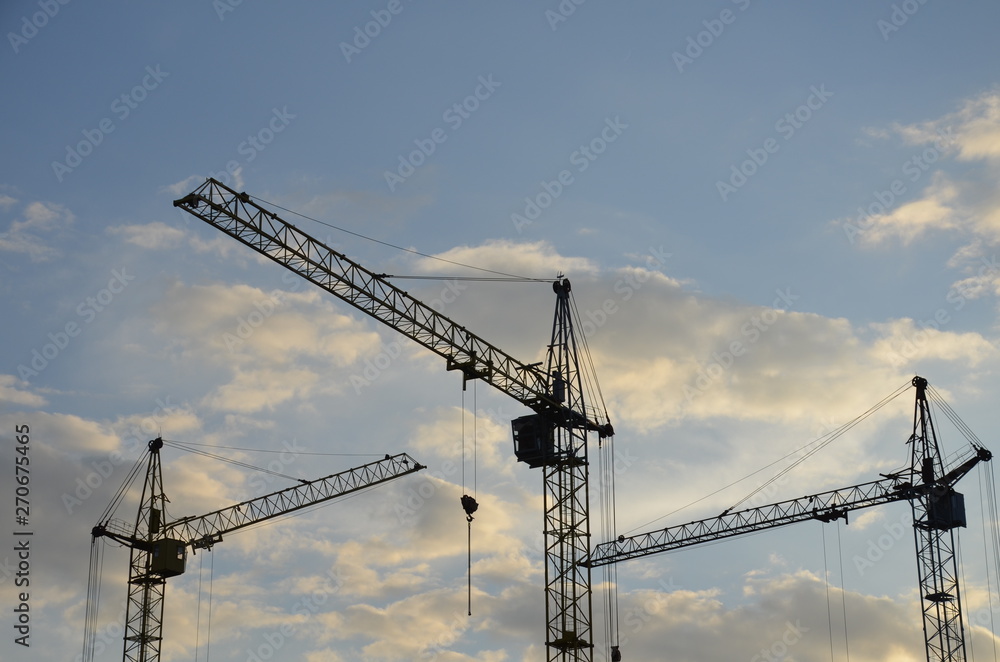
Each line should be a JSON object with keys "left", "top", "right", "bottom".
{"left": 461, "top": 494, "right": 479, "bottom": 522}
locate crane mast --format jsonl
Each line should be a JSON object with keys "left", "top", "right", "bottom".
{"left": 585, "top": 377, "right": 991, "bottom": 662}
{"left": 91, "top": 440, "right": 424, "bottom": 662}
{"left": 910, "top": 376, "right": 969, "bottom": 662}
{"left": 174, "top": 178, "right": 613, "bottom": 661}
{"left": 542, "top": 279, "right": 594, "bottom": 657}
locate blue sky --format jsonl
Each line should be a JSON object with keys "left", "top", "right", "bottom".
{"left": 4, "top": 1, "right": 1000, "bottom": 661}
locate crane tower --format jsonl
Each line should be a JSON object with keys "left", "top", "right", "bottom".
{"left": 89, "top": 438, "right": 423, "bottom": 662}
{"left": 174, "top": 179, "right": 613, "bottom": 661}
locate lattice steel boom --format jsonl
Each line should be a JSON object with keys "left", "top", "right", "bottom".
{"left": 91, "top": 441, "right": 424, "bottom": 662}
{"left": 174, "top": 178, "right": 613, "bottom": 662}
{"left": 173, "top": 178, "right": 608, "bottom": 435}
{"left": 585, "top": 377, "right": 991, "bottom": 662}
{"left": 161, "top": 452, "right": 423, "bottom": 548}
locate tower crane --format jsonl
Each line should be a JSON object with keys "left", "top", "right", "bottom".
{"left": 88, "top": 437, "right": 424, "bottom": 662}
{"left": 173, "top": 178, "right": 614, "bottom": 661}
{"left": 584, "top": 376, "right": 992, "bottom": 662}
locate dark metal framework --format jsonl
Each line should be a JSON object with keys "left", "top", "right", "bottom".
{"left": 93, "top": 444, "right": 423, "bottom": 662}
{"left": 586, "top": 476, "right": 912, "bottom": 566}
{"left": 542, "top": 280, "right": 594, "bottom": 659}
{"left": 174, "top": 179, "right": 588, "bottom": 420}
{"left": 162, "top": 453, "right": 421, "bottom": 549}
{"left": 121, "top": 438, "right": 168, "bottom": 662}
{"left": 586, "top": 377, "right": 990, "bottom": 662}
{"left": 910, "top": 376, "right": 968, "bottom": 662}
{"left": 174, "top": 178, "right": 613, "bottom": 662}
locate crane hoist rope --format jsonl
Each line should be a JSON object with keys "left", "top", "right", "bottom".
{"left": 461, "top": 382, "right": 480, "bottom": 617}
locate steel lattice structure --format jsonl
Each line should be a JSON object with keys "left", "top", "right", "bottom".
{"left": 585, "top": 377, "right": 991, "bottom": 662}
{"left": 162, "top": 452, "right": 421, "bottom": 549}
{"left": 174, "top": 179, "right": 591, "bottom": 422}
{"left": 92, "top": 442, "right": 423, "bottom": 662}
{"left": 121, "top": 438, "right": 168, "bottom": 662}
{"left": 541, "top": 280, "right": 594, "bottom": 658}
{"left": 174, "top": 178, "right": 613, "bottom": 662}
{"left": 910, "top": 376, "right": 967, "bottom": 662}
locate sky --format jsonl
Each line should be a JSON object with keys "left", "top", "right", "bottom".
{"left": 3, "top": 1, "right": 1000, "bottom": 661}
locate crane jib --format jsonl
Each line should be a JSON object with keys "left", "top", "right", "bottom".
{"left": 173, "top": 178, "right": 607, "bottom": 434}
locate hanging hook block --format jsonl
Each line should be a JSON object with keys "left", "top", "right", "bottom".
{"left": 461, "top": 494, "right": 479, "bottom": 521}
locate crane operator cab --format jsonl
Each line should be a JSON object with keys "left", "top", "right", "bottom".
{"left": 512, "top": 414, "right": 555, "bottom": 468}
{"left": 151, "top": 539, "right": 187, "bottom": 577}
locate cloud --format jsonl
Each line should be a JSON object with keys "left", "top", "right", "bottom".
{"left": 893, "top": 89, "right": 1000, "bottom": 163}
{"left": 0, "top": 374, "right": 47, "bottom": 407}
{"left": 107, "top": 221, "right": 186, "bottom": 249}
{"left": 613, "top": 570, "right": 925, "bottom": 661}
{"left": 0, "top": 200, "right": 74, "bottom": 261}
{"left": 847, "top": 90, "right": 1000, "bottom": 248}
{"left": 162, "top": 174, "right": 205, "bottom": 197}
{"left": 869, "top": 318, "right": 998, "bottom": 368}
{"left": 854, "top": 173, "right": 962, "bottom": 246}
{"left": 202, "top": 367, "right": 321, "bottom": 413}
{"left": 413, "top": 239, "right": 597, "bottom": 280}
{"left": 149, "top": 281, "right": 380, "bottom": 370}
{"left": 105, "top": 219, "right": 256, "bottom": 261}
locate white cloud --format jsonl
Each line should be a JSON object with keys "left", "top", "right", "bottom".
{"left": 0, "top": 374, "right": 47, "bottom": 407}
{"left": 162, "top": 174, "right": 204, "bottom": 197}
{"left": 413, "top": 239, "right": 597, "bottom": 280}
{"left": 869, "top": 318, "right": 998, "bottom": 368}
{"left": 894, "top": 89, "right": 1000, "bottom": 163}
{"left": 0, "top": 200, "right": 74, "bottom": 261}
{"left": 855, "top": 173, "right": 961, "bottom": 246}
{"left": 849, "top": 90, "right": 1000, "bottom": 248}
{"left": 107, "top": 221, "right": 186, "bottom": 249}
{"left": 149, "top": 281, "right": 380, "bottom": 370}
{"left": 202, "top": 367, "right": 321, "bottom": 413}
